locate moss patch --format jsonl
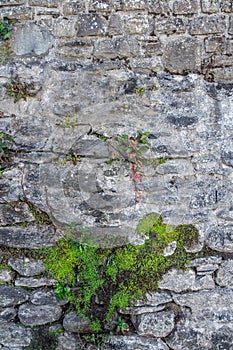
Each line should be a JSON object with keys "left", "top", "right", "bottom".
{"left": 37, "top": 214, "right": 202, "bottom": 325}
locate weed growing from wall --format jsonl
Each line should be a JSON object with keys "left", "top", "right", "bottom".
{"left": 6, "top": 75, "right": 36, "bottom": 103}
{"left": 0, "top": 132, "right": 14, "bottom": 177}
{"left": 0, "top": 18, "right": 13, "bottom": 65}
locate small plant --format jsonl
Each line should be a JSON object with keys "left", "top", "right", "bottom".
{"left": 56, "top": 114, "right": 79, "bottom": 128}
{"left": 0, "top": 18, "right": 12, "bottom": 40}
{"left": 135, "top": 85, "right": 145, "bottom": 95}
{"left": 0, "top": 132, "right": 14, "bottom": 177}
{"left": 114, "top": 318, "right": 129, "bottom": 335}
{"left": 54, "top": 283, "right": 71, "bottom": 300}
{"left": 82, "top": 333, "right": 109, "bottom": 348}
{"left": 6, "top": 75, "right": 36, "bottom": 103}
{"left": 66, "top": 152, "right": 80, "bottom": 165}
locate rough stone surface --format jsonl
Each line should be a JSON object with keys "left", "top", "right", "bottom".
{"left": 15, "top": 277, "right": 57, "bottom": 287}
{"left": 0, "top": 286, "right": 30, "bottom": 307}
{"left": 216, "top": 260, "right": 233, "bottom": 286}
{"left": 18, "top": 303, "right": 62, "bottom": 326}
{"left": 104, "top": 335, "right": 169, "bottom": 350}
{"left": 30, "top": 288, "right": 68, "bottom": 305}
{"left": 158, "top": 268, "right": 215, "bottom": 292}
{"left": 133, "top": 310, "right": 175, "bottom": 338}
{"left": 63, "top": 312, "right": 91, "bottom": 333}
{"left": 0, "top": 324, "right": 31, "bottom": 347}
{"left": 8, "top": 257, "right": 45, "bottom": 276}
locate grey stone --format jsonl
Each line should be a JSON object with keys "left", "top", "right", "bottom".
{"left": 154, "top": 16, "right": 186, "bottom": 35}
{"left": 15, "top": 277, "right": 57, "bottom": 287}
{"left": 0, "top": 286, "right": 30, "bottom": 307}
{"left": 122, "top": 14, "right": 151, "bottom": 35}
{"left": 30, "top": 288, "right": 68, "bottom": 305}
{"left": 204, "top": 36, "right": 226, "bottom": 53}
{"left": 77, "top": 14, "right": 107, "bottom": 36}
{"left": 18, "top": 304, "right": 62, "bottom": 326}
{"left": 148, "top": 0, "right": 170, "bottom": 13}
{"left": 201, "top": 0, "right": 220, "bottom": 13}
{"left": 158, "top": 268, "right": 215, "bottom": 292}
{"left": 89, "top": 0, "right": 113, "bottom": 12}
{"left": 133, "top": 311, "right": 175, "bottom": 338}
{"left": 54, "top": 18, "right": 78, "bottom": 38}
{"left": 0, "top": 270, "right": 12, "bottom": 283}
{"left": 104, "top": 335, "right": 169, "bottom": 350}
{"left": 94, "top": 37, "right": 139, "bottom": 60}
{"left": 8, "top": 257, "right": 45, "bottom": 276}
{"left": 173, "top": 0, "right": 198, "bottom": 14}
{"left": 205, "top": 224, "right": 233, "bottom": 252}
{"left": 108, "top": 14, "right": 123, "bottom": 35}
{"left": 0, "top": 308, "right": 17, "bottom": 324}
{"left": 0, "top": 225, "right": 61, "bottom": 248}
{"left": 189, "top": 15, "right": 226, "bottom": 35}
{"left": 29, "top": 0, "right": 59, "bottom": 6}
{"left": 62, "top": 1, "right": 85, "bottom": 15}
{"left": 0, "top": 203, "right": 34, "bottom": 226}
{"left": 163, "top": 37, "right": 201, "bottom": 74}
{"left": 0, "top": 324, "right": 31, "bottom": 347}
{"left": 56, "top": 332, "right": 82, "bottom": 350}
{"left": 216, "top": 260, "right": 233, "bottom": 287}
{"left": 12, "top": 22, "right": 53, "bottom": 56}
{"left": 221, "top": 0, "right": 233, "bottom": 12}
{"left": 0, "top": 0, "right": 24, "bottom": 6}
{"left": 63, "top": 312, "right": 91, "bottom": 333}
{"left": 118, "top": 0, "right": 148, "bottom": 10}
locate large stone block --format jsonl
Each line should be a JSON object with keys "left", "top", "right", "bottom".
{"left": 216, "top": 260, "right": 233, "bottom": 287}
{"left": 173, "top": 0, "right": 198, "bottom": 14}
{"left": 12, "top": 22, "right": 53, "bottom": 56}
{"left": 108, "top": 14, "right": 123, "bottom": 35}
{"left": 29, "top": 0, "right": 59, "bottom": 6}
{"left": 205, "top": 224, "right": 233, "bottom": 252}
{"left": 154, "top": 16, "right": 186, "bottom": 34}
{"left": 148, "top": 0, "right": 170, "bottom": 13}
{"left": 77, "top": 14, "right": 107, "bottom": 36}
{"left": 104, "top": 335, "right": 169, "bottom": 350}
{"left": 204, "top": 35, "right": 226, "bottom": 52}
{"left": 115, "top": 0, "right": 147, "bottom": 10}
{"left": 201, "top": 0, "right": 220, "bottom": 13}
{"left": 93, "top": 37, "right": 140, "bottom": 59}
{"left": 89, "top": 0, "right": 113, "bottom": 12}
{"left": 54, "top": 18, "right": 78, "bottom": 38}
{"left": 62, "top": 0, "right": 85, "bottom": 15}
{"left": 133, "top": 311, "right": 175, "bottom": 338}
{"left": 229, "top": 15, "right": 233, "bottom": 34}
{"left": 0, "top": 286, "right": 30, "bottom": 307}
{"left": 220, "top": 0, "right": 233, "bottom": 12}
{"left": 122, "top": 14, "right": 151, "bottom": 35}
{"left": 0, "top": 324, "right": 31, "bottom": 347}
{"left": 18, "top": 304, "right": 62, "bottom": 326}
{"left": 189, "top": 15, "right": 226, "bottom": 34}
{"left": 163, "top": 37, "right": 201, "bottom": 74}
{"left": 0, "top": 0, "right": 24, "bottom": 5}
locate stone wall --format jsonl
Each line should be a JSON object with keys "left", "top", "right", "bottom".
{"left": 0, "top": 0, "right": 233, "bottom": 349}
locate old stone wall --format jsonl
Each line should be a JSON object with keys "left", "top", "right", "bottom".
{"left": 0, "top": 0, "right": 233, "bottom": 349}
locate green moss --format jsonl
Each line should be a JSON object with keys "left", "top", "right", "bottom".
{"left": 37, "top": 214, "right": 201, "bottom": 326}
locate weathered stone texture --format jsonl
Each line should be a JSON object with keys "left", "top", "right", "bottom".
{"left": 154, "top": 16, "right": 186, "bottom": 34}
{"left": 189, "top": 15, "right": 226, "bottom": 35}
{"left": 173, "top": 0, "right": 198, "bottom": 14}
{"left": 18, "top": 304, "right": 62, "bottom": 326}
{"left": 8, "top": 257, "right": 45, "bottom": 276}
{"left": 63, "top": 312, "right": 91, "bottom": 333}
{"left": 0, "top": 324, "right": 31, "bottom": 347}
{"left": 201, "top": 0, "right": 220, "bottom": 13}
{"left": 77, "top": 14, "right": 107, "bottom": 36}
{"left": 0, "top": 286, "right": 30, "bottom": 307}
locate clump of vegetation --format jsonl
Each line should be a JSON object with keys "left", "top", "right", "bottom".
{"left": 6, "top": 75, "right": 36, "bottom": 103}
{"left": 0, "top": 132, "right": 14, "bottom": 177}
{"left": 38, "top": 214, "right": 200, "bottom": 327}
{"left": 0, "top": 18, "right": 12, "bottom": 40}
{"left": 56, "top": 114, "right": 79, "bottom": 128}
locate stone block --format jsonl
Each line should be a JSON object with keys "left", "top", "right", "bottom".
{"left": 212, "top": 66, "right": 233, "bottom": 81}
{"left": 163, "top": 37, "right": 201, "bottom": 74}
{"left": 104, "top": 335, "right": 169, "bottom": 350}
{"left": 108, "top": 14, "right": 123, "bottom": 35}
{"left": 216, "top": 260, "right": 233, "bottom": 286}
{"left": 0, "top": 0, "right": 24, "bottom": 5}
{"left": 89, "top": 0, "right": 113, "bottom": 12}
{"left": 148, "top": 0, "right": 170, "bottom": 13}
{"left": 154, "top": 16, "right": 186, "bottom": 34}
{"left": 94, "top": 37, "right": 140, "bottom": 60}
{"left": 54, "top": 18, "right": 77, "bottom": 38}
{"left": 133, "top": 311, "right": 175, "bottom": 338}
{"left": 123, "top": 14, "right": 151, "bottom": 35}
{"left": 189, "top": 15, "right": 226, "bottom": 35}
{"left": 140, "top": 37, "right": 162, "bottom": 56}
{"left": 173, "top": 0, "right": 198, "bottom": 14}
{"left": 0, "top": 324, "right": 31, "bottom": 347}
{"left": 220, "top": 0, "right": 233, "bottom": 12}
{"left": 229, "top": 15, "right": 233, "bottom": 34}
{"left": 0, "top": 6, "right": 32, "bottom": 20}
{"left": 31, "top": 289, "right": 68, "bottom": 305}
{"left": 18, "top": 304, "right": 62, "bottom": 326}
{"left": 204, "top": 36, "right": 226, "bottom": 52}
{"left": 12, "top": 22, "right": 53, "bottom": 56}
{"left": 63, "top": 312, "right": 91, "bottom": 333}
{"left": 77, "top": 14, "right": 107, "bottom": 36}
{"left": 206, "top": 224, "right": 233, "bottom": 252}
{"left": 0, "top": 286, "right": 30, "bottom": 307}
{"left": 226, "top": 38, "right": 233, "bottom": 54}
{"left": 201, "top": 0, "right": 220, "bottom": 13}
{"left": 62, "top": 0, "right": 85, "bottom": 15}
{"left": 0, "top": 202, "right": 34, "bottom": 225}
{"left": 29, "top": 0, "right": 59, "bottom": 6}
{"left": 8, "top": 257, "right": 45, "bottom": 276}
{"left": 15, "top": 277, "right": 57, "bottom": 287}
{"left": 56, "top": 39, "right": 93, "bottom": 60}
